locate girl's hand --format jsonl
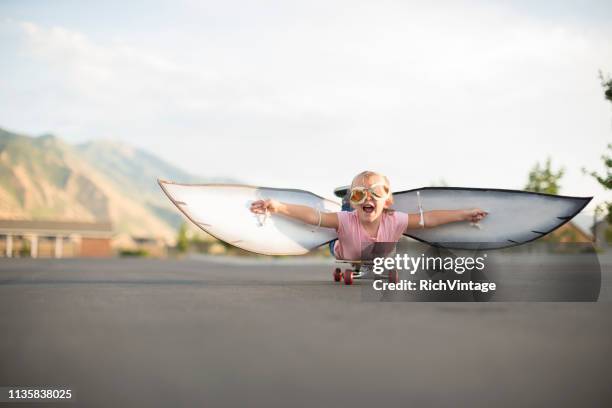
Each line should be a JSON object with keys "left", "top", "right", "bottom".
{"left": 250, "top": 199, "right": 283, "bottom": 214}
{"left": 464, "top": 208, "right": 487, "bottom": 223}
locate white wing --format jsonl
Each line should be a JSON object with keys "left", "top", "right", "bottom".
{"left": 393, "top": 187, "right": 591, "bottom": 249}
{"left": 159, "top": 180, "right": 340, "bottom": 255}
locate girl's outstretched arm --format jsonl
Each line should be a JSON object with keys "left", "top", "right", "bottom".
{"left": 406, "top": 208, "right": 487, "bottom": 231}
{"left": 250, "top": 199, "right": 339, "bottom": 229}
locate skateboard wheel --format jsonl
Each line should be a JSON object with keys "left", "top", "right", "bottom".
{"left": 344, "top": 270, "right": 353, "bottom": 285}
{"left": 333, "top": 268, "right": 342, "bottom": 282}
{"left": 389, "top": 270, "right": 399, "bottom": 284}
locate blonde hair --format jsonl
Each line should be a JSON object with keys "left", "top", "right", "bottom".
{"left": 350, "top": 170, "right": 395, "bottom": 212}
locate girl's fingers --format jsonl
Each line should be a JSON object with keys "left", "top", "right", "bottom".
{"left": 465, "top": 209, "right": 486, "bottom": 223}
{"left": 250, "top": 200, "right": 271, "bottom": 214}
{"left": 250, "top": 201, "right": 265, "bottom": 213}
{"left": 474, "top": 209, "right": 487, "bottom": 218}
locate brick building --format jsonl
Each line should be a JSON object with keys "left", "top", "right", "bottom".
{"left": 0, "top": 220, "right": 114, "bottom": 258}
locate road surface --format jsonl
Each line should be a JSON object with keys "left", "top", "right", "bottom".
{"left": 0, "top": 257, "right": 611, "bottom": 407}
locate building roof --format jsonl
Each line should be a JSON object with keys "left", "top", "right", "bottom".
{"left": 0, "top": 219, "right": 113, "bottom": 237}
{"left": 551, "top": 221, "right": 593, "bottom": 242}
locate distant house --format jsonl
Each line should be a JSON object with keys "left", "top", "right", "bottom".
{"left": 0, "top": 220, "right": 114, "bottom": 258}
{"left": 547, "top": 221, "right": 593, "bottom": 243}
{"left": 113, "top": 233, "right": 168, "bottom": 258}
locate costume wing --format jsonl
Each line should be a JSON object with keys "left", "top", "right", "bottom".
{"left": 392, "top": 187, "right": 591, "bottom": 250}
{"left": 159, "top": 180, "right": 340, "bottom": 255}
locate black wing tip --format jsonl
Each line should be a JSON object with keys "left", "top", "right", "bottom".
{"left": 575, "top": 196, "right": 593, "bottom": 213}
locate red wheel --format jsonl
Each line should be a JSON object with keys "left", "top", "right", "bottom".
{"left": 333, "top": 268, "right": 342, "bottom": 282}
{"left": 389, "top": 270, "right": 399, "bottom": 284}
{"left": 344, "top": 269, "right": 354, "bottom": 285}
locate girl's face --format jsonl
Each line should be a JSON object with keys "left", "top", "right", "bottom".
{"left": 350, "top": 175, "right": 389, "bottom": 223}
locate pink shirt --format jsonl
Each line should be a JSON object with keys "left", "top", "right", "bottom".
{"left": 333, "top": 211, "right": 409, "bottom": 260}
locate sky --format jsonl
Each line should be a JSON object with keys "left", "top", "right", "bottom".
{"left": 1, "top": 0, "right": 611, "bottom": 214}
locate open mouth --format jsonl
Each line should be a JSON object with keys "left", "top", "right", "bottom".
{"left": 362, "top": 203, "right": 375, "bottom": 214}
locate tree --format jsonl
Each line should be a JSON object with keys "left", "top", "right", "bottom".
{"left": 583, "top": 72, "right": 612, "bottom": 223}
{"left": 584, "top": 143, "right": 611, "bottom": 194}
{"left": 524, "top": 157, "right": 564, "bottom": 194}
{"left": 601, "top": 70, "right": 612, "bottom": 103}
{"left": 176, "top": 223, "right": 189, "bottom": 253}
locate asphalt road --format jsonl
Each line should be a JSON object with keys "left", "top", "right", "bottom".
{"left": 1, "top": 256, "right": 611, "bottom": 407}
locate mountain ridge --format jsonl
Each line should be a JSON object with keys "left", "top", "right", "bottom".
{"left": 0, "top": 127, "right": 217, "bottom": 243}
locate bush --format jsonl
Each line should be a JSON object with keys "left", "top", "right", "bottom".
{"left": 119, "top": 249, "right": 149, "bottom": 257}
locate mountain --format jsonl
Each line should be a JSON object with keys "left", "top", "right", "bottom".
{"left": 75, "top": 139, "right": 200, "bottom": 232}
{"left": 0, "top": 127, "right": 214, "bottom": 243}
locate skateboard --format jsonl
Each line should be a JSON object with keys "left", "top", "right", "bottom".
{"left": 332, "top": 260, "right": 399, "bottom": 285}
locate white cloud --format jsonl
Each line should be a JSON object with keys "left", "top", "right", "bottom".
{"left": 0, "top": 2, "right": 611, "bottom": 210}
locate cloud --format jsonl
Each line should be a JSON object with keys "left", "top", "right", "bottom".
{"left": 0, "top": 2, "right": 611, "bottom": 207}
{"left": 10, "top": 20, "right": 202, "bottom": 116}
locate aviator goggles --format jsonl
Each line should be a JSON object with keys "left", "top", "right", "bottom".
{"left": 349, "top": 183, "right": 389, "bottom": 205}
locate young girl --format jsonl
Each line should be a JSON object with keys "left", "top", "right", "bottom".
{"left": 250, "top": 170, "right": 487, "bottom": 260}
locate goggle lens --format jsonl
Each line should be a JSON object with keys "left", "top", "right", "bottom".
{"left": 370, "top": 185, "right": 387, "bottom": 199}
{"left": 349, "top": 189, "right": 366, "bottom": 204}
